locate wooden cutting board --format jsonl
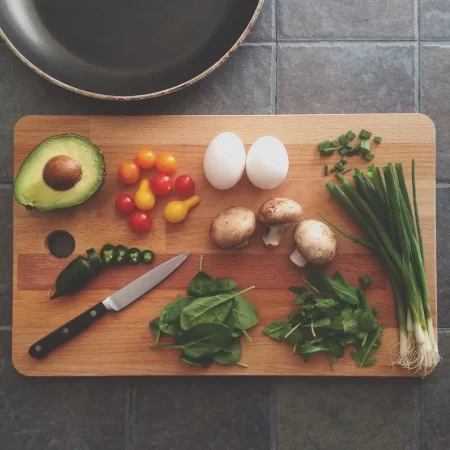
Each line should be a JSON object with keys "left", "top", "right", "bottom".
{"left": 12, "top": 114, "right": 436, "bottom": 377}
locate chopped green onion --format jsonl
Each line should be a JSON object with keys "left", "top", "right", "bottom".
{"left": 345, "top": 143, "right": 353, "bottom": 150}
{"left": 340, "top": 157, "right": 348, "bottom": 165}
{"left": 374, "top": 136, "right": 382, "bottom": 144}
{"left": 324, "top": 165, "right": 329, "bottom": 175}
{"left": 331, "top": 161, "right": 345, "bottom": 173}
{"left": 338, "top": 135, "right": 349, "bottom": 146}
{"left": 360, "top": 140, "right": 371, "bottom": 154}
{"left": 359, "top": 129, "right": 372, "bottom": 140}
{"left": 339, "top": 148, "right": 348, "bottom": 156}
{"left": 318, "top": 140, "right": 330, "bottom": 152}
{"left": 364, "top": 153, "right": 375, "bottom": 161}
{"left": 330, "top": 140, "right": 340, "bottom": 148}
{"left": 346, "top": 130, "right": 356, "bottom": 141}
{"left": 342, "top": 168, "right": 353, "bottom": 175}
{"left": 321, "top": 148, "right": 336, "bottom": 157}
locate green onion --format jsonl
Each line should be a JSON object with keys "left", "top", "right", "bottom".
{"left": 330, "top": 140, "right": 340, "bottom": 148}
{"left": 338, "top": 135, "right": 349, "bottom": 146}
{"left": 321, "top": 148, "right": 336, "bottom": 157}
{"left": 340, "top": 157, "right": 347, "bottom": 166}
{"left": 360, "top": 140, "right": 371, "bottom": 154}
{"left": 374, "top": 136, "right": 382, "bottom": 144}
{"left": 359, "top": 129, "right": 372, "bottom": 140}
{"left": 322, "top": 161, "right": 439, "bottom": 372}
{"left": 346, "top": 130, "right": 356, "bottom": 141}
{"left": 339, "top": 148, "right": 348, "bottom": 156}
{"left": 318, "top": 140, "right": 330, "bottom": 152}
{"left": 364, "top": 153, "right": 375, "bottom": 161}
{"left": 324, "top": 165, "right": 329, "bottom": 176}
{"left": 331, "top": 162, "right": 345, "bottom": 173}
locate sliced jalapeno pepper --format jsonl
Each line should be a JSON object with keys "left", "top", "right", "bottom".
{"left": 100, "top": 244, "right": 118, "bottom": 265}
{"left": 128, "top": 248, "right": 142, "bottom": 265}
{"left": 115, "top": 245, "right": 129, "bottom": 265}
{"left": 141, "top": 250, "right": 155, "bottom": 264}
{"left": 86, "top": 248, "right": 104, "bottom": 274}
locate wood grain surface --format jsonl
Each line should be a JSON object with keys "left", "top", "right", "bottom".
{"left": 12, "top": 114, "right": 436, "bottom": 377}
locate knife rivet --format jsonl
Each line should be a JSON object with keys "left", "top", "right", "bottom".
{"left": 90, "top": 310, "right": 97, "bottom": 317}
{"left": 35, "top": 345, "right": 42, "bottom": 352}
{"left": 63, "top": 327, "right": 69, "bottom": 334}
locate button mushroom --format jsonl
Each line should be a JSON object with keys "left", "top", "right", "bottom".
{"left": 210, "top": 206, "right": 256, "bottom": 249}
{"left": 290, "top": 220, "right": 337, "bottom": 267}
{"left": 258, "top": 198, "right": 303, "bottom": 247}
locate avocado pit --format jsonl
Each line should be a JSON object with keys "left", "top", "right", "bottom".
{"left": 43, "top": 155, "right": 82, "bottom": 191}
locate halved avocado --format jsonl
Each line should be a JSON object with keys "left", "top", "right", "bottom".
{"left": 14, "top": 134, "right": 106, "bottom": 212}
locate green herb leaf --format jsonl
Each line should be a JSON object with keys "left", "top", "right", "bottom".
{"left": 149, "top": 317, "right": 162, "bottom": 344}
{"left": 151, "top": 323, "right": 232, "bottom": 358}
{"left": 232, "top": 293, "right": 260, "bottom": 330}
{"left": 359, "top": 275, "right": 373, "bottom": 291}
{"left": 295, "top": 340, "right": 330, "bottom": 363}
{"left": 180, "top": 353, "right": 214, "bottom": 367}
{"left": 159, "top": 295, "right": 193, "bottom": 336}
{"left": 213, "top": 338, "right": 242, "bottom": 366}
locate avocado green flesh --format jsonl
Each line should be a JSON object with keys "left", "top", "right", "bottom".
{"left": 14, "top": 134, "right": 105, "bottom": 212}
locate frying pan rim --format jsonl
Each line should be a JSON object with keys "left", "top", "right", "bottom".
{"left": 0, "top": 0, "right": 264, "bottom": 101}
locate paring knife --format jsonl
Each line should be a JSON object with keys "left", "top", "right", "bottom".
{"left": 29, "top": 251, "right": 190, "bottom": 359}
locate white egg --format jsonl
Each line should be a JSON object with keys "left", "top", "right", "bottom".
{"left": 203, "top": 132, "right": 246, "bottom": 190}
{"left": 246, "top": 136, "right": 289, "bottom": 189}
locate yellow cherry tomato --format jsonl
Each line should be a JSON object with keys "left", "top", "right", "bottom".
{"left": 164, "top": 195, "right": 200, "bottom": 224}
{"left": 156, "top": 153, "right": 177, "bottom": 174}
{"left": 134, "top": 179, "right": 156, "bottom": 211}
{"left": 135, "top": 148, "right": 156, "bottom": 169}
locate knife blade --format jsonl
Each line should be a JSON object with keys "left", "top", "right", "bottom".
{"left": 29, "top": 251, "right": 190, "bottom": 359}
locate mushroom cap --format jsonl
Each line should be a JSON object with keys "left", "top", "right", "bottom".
{"left": 210, "top": 206, "right": 257, "bottom": 248}
{"left": 258, "top": 198, "right": 303, "bottom": 225}
{"left": 293, "top": 220, "right": 337, "bottom": 265}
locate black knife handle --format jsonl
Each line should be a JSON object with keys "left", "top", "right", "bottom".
{"left": 29, "top": 301, "right": 108, "bottom": 359}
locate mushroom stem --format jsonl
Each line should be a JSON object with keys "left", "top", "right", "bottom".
{"left": 235, "top": 239, "right": 249, "bottom": 249}
{"left": 262, "top": 225, "right": 288, "bottom": 247}
{"left": 290, "top": 249, "right": 308, "bottom": 267}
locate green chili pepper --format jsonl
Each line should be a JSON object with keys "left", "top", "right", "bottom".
{"left": 128, "top": 248, "right": 142, "bottom": 265}
{"left": 115, "top": 245, "right": 129, "bottom": 265}
{"left": 142, "top": 250, "right": 155, "bottom": 264}
{"left": 100, "top": 244, "right": 118, "bottom": 265}
{"left": 51, "top": 256, "right": 95, "bottom": 299}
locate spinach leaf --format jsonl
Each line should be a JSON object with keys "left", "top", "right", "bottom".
{"left": 187, "top": 271, "right": 213, "bottom": 297}
{"left": 224, "top": 308, "right": 235, "bottom": 331}
{"left": 213, "top": 338, "right": 243, "bottom": 366}
{"left": 314, "top": 298, "right": 336, "bottom": 310}
{"left": 159, "top": 296, "right": 193, "bottom": 336}
{"left": 151, "top": 323, "right": 232, "bottom": 358}
{"left": 180, "top": 294, "right": 232, "bottom": 330}
{"left": 232, "top": 293, "right": 259, "bottom": 330}
{"left": 181, "top": 288, "right": 252, "bottom": 331}
{"left": 180, "top": 353, "right": 213, "bottom": 367}
{"left": 359, "top": 275, "right": 373, "bottom": 291}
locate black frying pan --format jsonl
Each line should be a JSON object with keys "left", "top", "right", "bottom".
{"left": 0, "top": 0, "right": 263, "bottom": 100}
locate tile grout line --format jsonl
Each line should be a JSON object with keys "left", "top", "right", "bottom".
{"left": 274, "top": 0, "right": 278, "bottom": 115}
{"left": 417, "top": 0, "right": 422, "bottom": 113}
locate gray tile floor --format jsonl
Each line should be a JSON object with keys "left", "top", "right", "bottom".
{"left": 1, "top": 1, "right": 450, "bottom": 449}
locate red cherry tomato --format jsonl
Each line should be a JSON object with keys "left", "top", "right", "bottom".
{"left": 150, "top": 173, "right": 173, "bottom": 196}
{"left": 115, "top": 194, "right": 135, "bottom": 215}
{"left": 127, "top": 211, "right": 152, "bottom": 234}
{"left": 174, "top": 175, "right": 196, "bottom": 197}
